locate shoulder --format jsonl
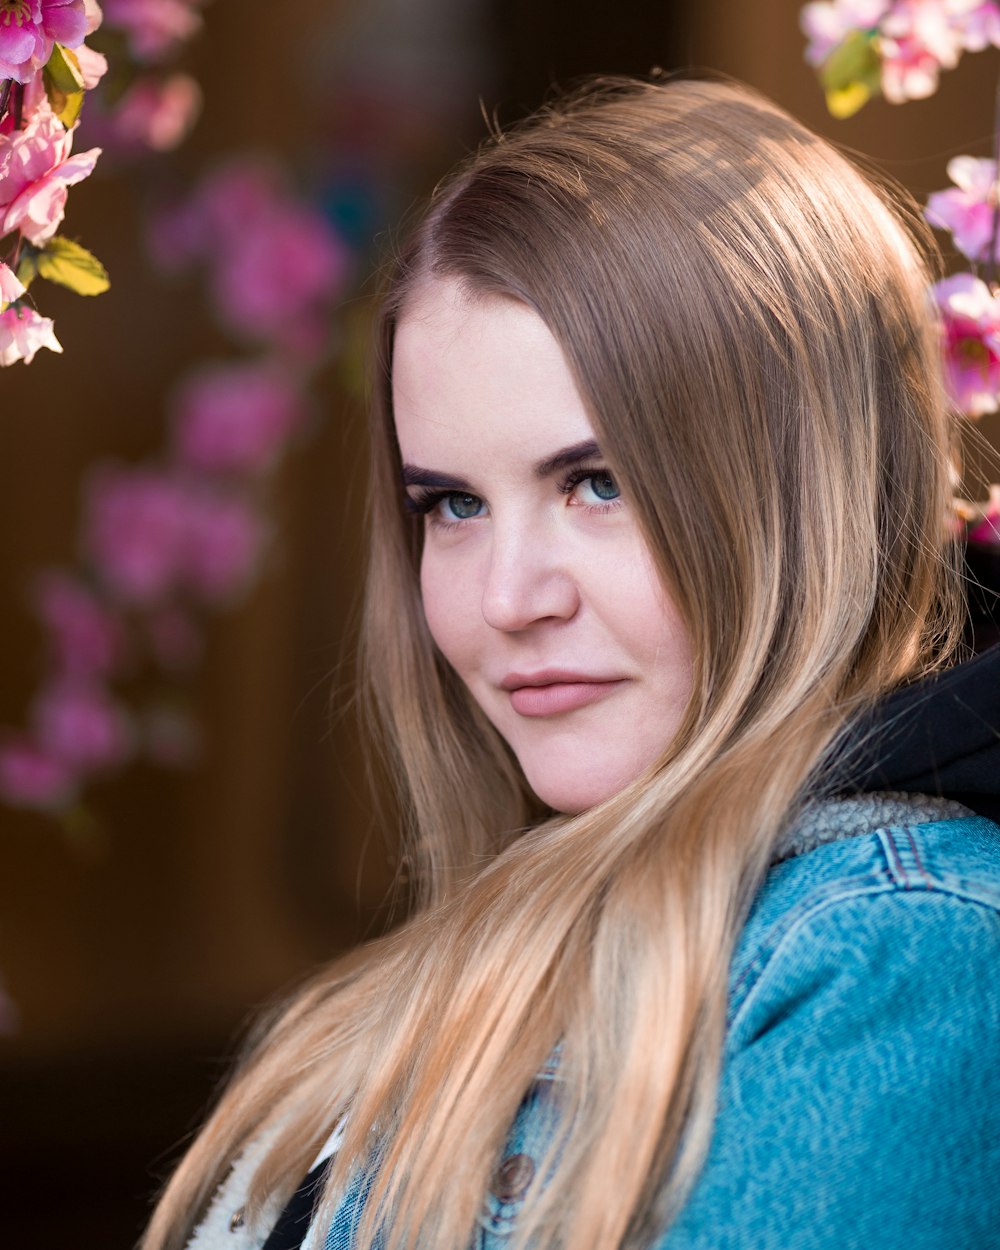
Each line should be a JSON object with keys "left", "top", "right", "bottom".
{"left": 728, "top": 811, "right": 1000, "bottom": 1043}
{"left": 659, "top": 816, "right": 1000, "bottom": 1248}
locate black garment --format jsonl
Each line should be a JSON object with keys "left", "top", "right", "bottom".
{"left": 259, "top": 1159, "right": 332, "bottom": 1250}
{"left": 823, "top": 541, "right": 1000, "bottom": 822}
{"left": 828, "top": 639, "right": 1000, "bottom": 824}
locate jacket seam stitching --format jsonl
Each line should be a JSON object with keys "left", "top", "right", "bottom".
{"left": 728, "top": 877, "right": 1000, "bottom": 1037}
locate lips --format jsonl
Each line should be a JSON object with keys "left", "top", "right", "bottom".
{"left": 501, "top": 670, "right": 626, "bottom": 717}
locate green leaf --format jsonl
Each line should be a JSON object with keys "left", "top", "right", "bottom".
{"left": 36, "top": 237, "right": 110, "bottom": 297}
{"left": 15, "top": 244, "right": 39, "bottom": 290}
{"left": 45, "top": 43, "right": 85, "bottom": 94}
{"left": 53, "top": 89, "right": 85, "bottom": 127}
{"left": 44, "top": 45, "right": 86, "bottom": 126}
{"left": 820, "top": 30, "right": 882, "bottom": 118}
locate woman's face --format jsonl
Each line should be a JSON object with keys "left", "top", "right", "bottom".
{"left": 391, "top": 277, "right": 693, "bottom": 813}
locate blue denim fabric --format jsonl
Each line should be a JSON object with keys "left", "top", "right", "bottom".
{"left": 324, "top": 814, "right": 1000, "bottom": 1250}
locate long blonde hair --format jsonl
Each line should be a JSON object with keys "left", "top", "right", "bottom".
{"left": 143, "top": 75, "right": 964, "bottom": 1250}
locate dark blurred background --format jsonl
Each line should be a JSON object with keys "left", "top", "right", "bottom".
{"left": 2, "top": 1, "right": 999, "bottom": 1245}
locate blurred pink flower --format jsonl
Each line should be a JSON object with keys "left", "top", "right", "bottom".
{"left": 880, "top": 1, "right": 964, "bottom": 101}
{"left": 31, "top": 569, "right": 128, "bottom": 678}
{"left": 102, "top": 0, "right": 201, "bottom": 61}
{"left": 84, "top": 465, "right": 189, "bottom": 603}
{"left": 75, "top": 40, "right": 108, "bottom": 88}
{"left": 105, "top": 73, "right": 201, "bottom": 152}
{"left": 211, "top": 202, "right": 349, "bottom": 350}
{"left": 181, "top": 488, "right": 267, "bottom": 603}
{"left": 800, "top": 0, "right": 890, "bottom": 65}
{"left": 0, "top": 304, "right": 61, "bottom": 364}
{"left": 171, "top": 360, "right": 306, "bottom": 474}
{"left": 949, "top": 0, "right": 1000, "bottom": 50}
{"left": 32, "top": 675, "right": 132, "bottom": 770}
{"left": 967, "top": 484, "right": 1000, "bottom": 544}
{"left": 147, "top": 160, "right": 349, "bottom": 352}
{"left": 0, "top": 735, "right": 77, "bottom": 808}
{"left": 926, "top": 156, "right": 998, "bottom": 263}
{"left": 0, "top": 261, "right": 26, "bottom": 307}
{"left": 0, "top": 0, "right": 87, "bottom": 84}
{"left": 188, "top": 161, "right": 279, "bottom": 237}
{"left": 934, "top": 271, "right": 1000, "bottom": 416}
{"left": 0, "top": 101, "right": 101, "bottom": 244}
{"left": 85, "top": 464, "right": 268, "bottom": 605}
{"left": 146, "top": 165, "right": 279, "bottom": 272}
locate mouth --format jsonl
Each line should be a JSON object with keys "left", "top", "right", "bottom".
{"left": 501, "top": 671, "right": 627, "bottom": 717}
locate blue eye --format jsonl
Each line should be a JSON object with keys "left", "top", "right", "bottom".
{"left": 443, "top": 493, "right": 484, "bottom": 520}
{"left": 586, "top": 473, "right": 619, "bottom": 502}
{"left": 569, "top": 471, "right": 620, "bottom": 505}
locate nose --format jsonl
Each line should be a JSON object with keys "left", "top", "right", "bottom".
{"left": 480, "top": 520, "right": 581, "bottom": 632}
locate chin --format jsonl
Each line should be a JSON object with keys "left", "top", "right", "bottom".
{"left": 522, "top": 762, "right": 632, "bottom": 815}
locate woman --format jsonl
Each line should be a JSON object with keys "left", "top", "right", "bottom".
{"left": 143, "top": 75, "right": 1000, "bottom": 1250}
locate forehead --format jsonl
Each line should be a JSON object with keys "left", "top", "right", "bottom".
{"left": 391, "top": 278, "right": 595, "bottom": 466}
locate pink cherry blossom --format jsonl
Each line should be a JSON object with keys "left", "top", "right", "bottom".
{"left": 0, "top": 0, "right": 87, "bottom": 84}
{"left": 170, "top": 360, "right": 306, "bottom": 474}
{"left": 31, "top": 569, "right": 128, "bottom": 678}
{"left": 0, "top": 100, "right": 101, "bottom": 244}
{"left": 967, "top": 484, "right": 1000, "bottom": 544}
{"left": 187, "top": 162, "right": 280, "bottom": 238}
{"left": 0, "top": 735, "right": 77, "bottom": 808}
{"left": 880, "top": 1, "right": 965, "bottom": 102}
{"left": 180, "top": 488, "right": 267, "bottom": 603}
{"left": 210, "top": 202, "right": 349, "bottom": 351}
{"left": 104, "top": 73, "right": 201, "bottom": 152}
{"left": 101, "top": 0, "right": 201, "bottom": 62}
{"left": 84, "top": 464, "right": 268, "bottom": 605}
{"left": 800, "top": 0, "right": 890, "bottom": 66}
{"left": 147, "top": 162, "right": 285, "bottom": 273}
{"left": 925, "top": 157, "right": 999, "bottom": 264}
{"left": 146, "top": 165, "right": 275, "bottom": 272}
{"left": 0, "top": 303, "right": 61, "bottom": 364}
{"left": 32, "top": 675, "right": 132, "bottom": 770}
{"left": 933, "top": 271, "right": 1000, "bottom": 416}
{"left": 948, "top": 0, "right": 1000, "bottom": 50}
{"left": 0, "top": 260, "right": 26, "bottom": 307}
{"left": 83, "top": 464, "right": 189, "bottom": 603}
{"left": 0, "top": 1, "right": 42, "bottom": 83}
{"left": 75, "top": 40, "right": 107, "bottom": 88}
{"left": 146, "top": 160, "right": 349, "bottom": 352}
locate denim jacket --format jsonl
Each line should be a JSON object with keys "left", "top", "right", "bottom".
{"left": 188, "top": 795, "right": 1000, "bottom": 1250}
{"left": 319, "top": 795, "right": 1000, "bottom": 1250}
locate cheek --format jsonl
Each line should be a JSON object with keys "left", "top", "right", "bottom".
{"left": 607, "top": 549, "right": 692, "bottom": 687}
{"left": 419, "top": 549, "right": 481, "bottom": 678}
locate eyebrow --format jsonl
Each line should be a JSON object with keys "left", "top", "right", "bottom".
{"left": 401, "top": 439, "right": 602, "bottom": 491}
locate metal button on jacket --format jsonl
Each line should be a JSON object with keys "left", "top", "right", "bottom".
{"left": 491, "top": 1153, "right": 536, "bottom": 1202}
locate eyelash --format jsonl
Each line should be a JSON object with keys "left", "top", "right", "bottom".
{"left": 403, "top": 464, "right": 623, "bottom": 532}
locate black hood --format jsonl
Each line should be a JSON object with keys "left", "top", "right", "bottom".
{"left": 829, "top": 641, "right": 1000, "bottom": 823}
{"left": 828, "top": 544, "right": 1000, "bottom": 823}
